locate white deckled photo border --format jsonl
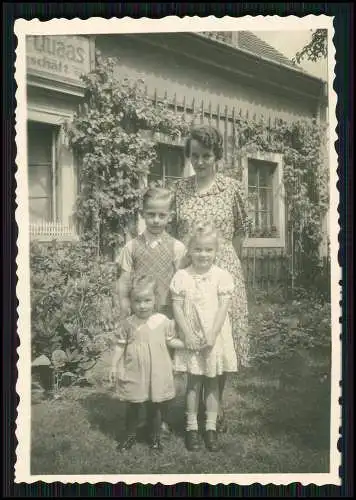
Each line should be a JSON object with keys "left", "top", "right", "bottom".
{"left": 14, "top": 15, "right": 341, "bottom": 486}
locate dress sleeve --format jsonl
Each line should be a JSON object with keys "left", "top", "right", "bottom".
{"left": 173, "top": 240, "right": 187, "bottom": 270}
{"left": 233, "top": 180, "right": 250, "bottom": 237}
{"left": 217, "top": 269, "right": 235, "bottom": 297}
{"left": 116, "top": 241, "right": 134, "bottom": 272}
{"left": 170, "top": 270, "right": 186, "bottom": 303}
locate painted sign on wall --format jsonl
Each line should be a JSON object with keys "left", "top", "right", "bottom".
{"left": 26, "top": 35, "right": 92, "bottom": 86}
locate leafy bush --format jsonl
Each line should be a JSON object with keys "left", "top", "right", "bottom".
{"left": 248, "top": 295, "right": 331, "bottom": 442}
{"left": 250, "top": 294, "right": 332, "bottom": 448}
{"left": 250, "top": 296, "right": 331, "bottom": 381}
{"left": 30, "top": 240, "right": 119, "bottom": 390}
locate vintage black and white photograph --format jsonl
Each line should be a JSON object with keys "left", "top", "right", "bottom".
{"left": 14, "top": 16, "right": 340, "bottom": 484}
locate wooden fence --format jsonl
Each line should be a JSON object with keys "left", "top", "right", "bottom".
{"left": 240, "top": 248, "right": 330, "bottom": 296}
{"left": 241, "top": 248, "right": 289, "bottom": 293}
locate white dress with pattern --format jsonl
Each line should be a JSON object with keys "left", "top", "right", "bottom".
{"left": 170, "top": 265, "right": 238, "bottom": 378}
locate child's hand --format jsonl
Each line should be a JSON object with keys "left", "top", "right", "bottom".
{"left": 183, "top": 329, "right": 200, "bottom": 351}
{"left": 202, "top": 330, "right": 217, "bottom": 350}
{"left": 192, "top": 334, "right": 211, "bottom": 352}
{"left": 185, "top": 338, "right": 198, "bottom": 351}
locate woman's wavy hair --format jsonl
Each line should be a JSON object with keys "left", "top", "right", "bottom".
{"left": 184, "top": 125, "right": 224, "bottom": 161}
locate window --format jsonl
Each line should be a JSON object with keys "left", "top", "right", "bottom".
{"left": 28, "top": 120, "right": 78, "bottom": 241}
{"left": 28, "top": 121, "right": 58, "bottom": 223}
{"left": 247, "top": 159, "right": 277, "bottom": 238}
{"left": 242, "top": 153, "right": 285, "bottom": 248}
{"left": 148, "top": 145, "right": 185, "bottom": 189}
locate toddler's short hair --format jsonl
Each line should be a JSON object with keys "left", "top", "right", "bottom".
{"left": 130, "top": 274, "right": 158, "bottom": 299}
{"left": 142, "top": 187, "right": 174, "bottom": 210}
{"left": 187, "top": 220, "right": 220, "bottom": 250}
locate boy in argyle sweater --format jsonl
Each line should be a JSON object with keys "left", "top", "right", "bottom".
{"left": 116, "top": 187, "right": 187, "bottom": 434}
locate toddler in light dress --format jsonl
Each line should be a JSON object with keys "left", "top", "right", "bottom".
{"left": 110, "top": 275, "right": 184, "bottom": 451}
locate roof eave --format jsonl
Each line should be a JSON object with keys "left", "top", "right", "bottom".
{"left": 190, "top": 32, "right": 327, "bottom": 86}
{"left": 119, "top": 32, "right": 327, "bottom": 102}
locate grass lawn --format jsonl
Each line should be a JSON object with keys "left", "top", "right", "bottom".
{"left": 31, "top": 299, "right": 331, "bottom": 475}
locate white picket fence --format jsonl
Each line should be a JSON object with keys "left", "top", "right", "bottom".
{"left": 29, "top": 221, "right": 78, "bottom": 241}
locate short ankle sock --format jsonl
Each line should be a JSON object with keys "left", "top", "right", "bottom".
{"left": 205, "top": 411, "right": 218, "bottom": 431}
{"left": 186, "top": 413, "right": 198, "bottom": 431}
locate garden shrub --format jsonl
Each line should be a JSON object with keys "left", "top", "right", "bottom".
{"left": 251, "top": 296, "right": 331, "bottom": 366}
{"left": 30, "top": 239, "right": 119, "bottom": 391}
{"left": 250, "top": 295, "right": 331, "bottom": 429}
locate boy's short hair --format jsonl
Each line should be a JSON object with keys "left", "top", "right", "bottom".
{"left": 130, "top": 274, "right": 158, "bottom": 299}
{"left": 142, "top": 187, "right": 174, "bottom": 210}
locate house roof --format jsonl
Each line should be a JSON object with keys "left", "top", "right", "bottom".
{"left": 195, "top": 31, "right": 320, "bottom": 79}
{"left": 187, "top": 31, "right": 327, "bottom": 99}
{"left": 110, "top": 31, "right": 327, "bottom": 100}
{"left": 237, "top": 31, "right": 302, "bottom": 71}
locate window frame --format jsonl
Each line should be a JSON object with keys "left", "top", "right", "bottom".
{"left": 27, "top": 113, "right": 79, "bottom": 242}
{"left": 242, "top": 151, "right": 286, "bottom": 248}
{"left": 148, "top": 143, "right": 185, "bottom": 189}
{"left": 138, "top": 141, "right": 186, "bottom": 237}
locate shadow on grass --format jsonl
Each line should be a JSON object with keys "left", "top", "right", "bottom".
{"left": 233, "top": 365, "right": 331, "bottom": 453}
{"left": 81, "top": 376, "right": 188, "bottom": 443}
{"left": 81, "top": 391, "right": 127, "bottom": 441}
{"left": 265, "top": 382, "right": 331, "bottom": 452}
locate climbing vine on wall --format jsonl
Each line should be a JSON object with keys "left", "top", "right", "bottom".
{"left": 64, "top": 51, "right": 192, "bottom": 255}
{"left": 65, "top": 50, "right": 329, "bottom": 287}
{"left": 225, "top": 114, "right": 329, "bottom": 287}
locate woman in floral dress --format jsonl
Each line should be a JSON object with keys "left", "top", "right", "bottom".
{"left": 171, "top": 125, "right": 250, "bottom": 432}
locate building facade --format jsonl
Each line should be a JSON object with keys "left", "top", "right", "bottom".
{"left": 26, "top": 34, "right": 95, "bottom": 241}
{"left": 96, "top": 31, "right": 328, "bottom": 253}
{"left": 26, "top": 32, "right": 328, "bottom": 262}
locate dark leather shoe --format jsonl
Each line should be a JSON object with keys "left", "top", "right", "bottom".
{"left": 185, "top": 430, "right": 200, "bottom": 451}
{"left": 117, "top": 434, "right": 136, "bottom": 452}
{"left": 217, "top": 413, "right": 228, "bottom": 433}
{"left": 150, "top": 435, "right": 163, "bottom": 451}
{"left": 205, "top": 430, "right": 218, "bottom": 452}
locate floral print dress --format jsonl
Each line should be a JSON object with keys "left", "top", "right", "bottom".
{"left": 172, "top": 173, "right": 250, "bottom": 368}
